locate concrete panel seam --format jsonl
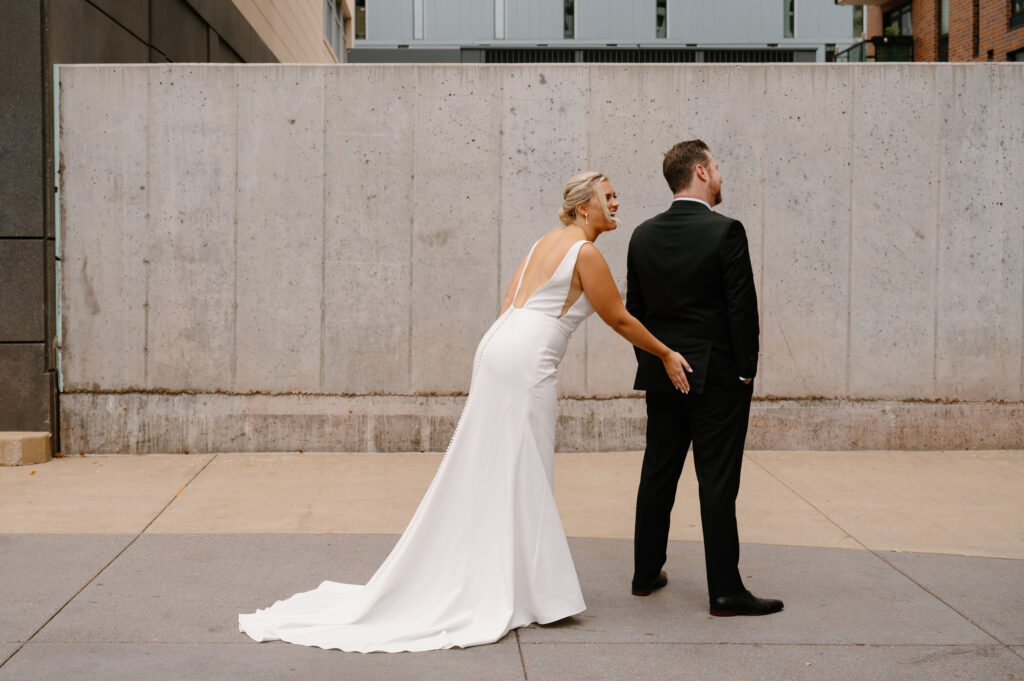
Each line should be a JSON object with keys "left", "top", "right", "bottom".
{"left": 230, "top": 68, "right": 239, "bottom": 388}
{"left": 845, "top": 67, "right": 855, "bottom": 397}
{"left": 933, "top": 66, "right": 942, "bottom": 401}
{"left": 319, "top": 71, "right": 328, "bottom": 391}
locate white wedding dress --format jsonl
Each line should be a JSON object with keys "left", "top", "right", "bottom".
{"left": 239, "top": 240, "right": 595, "bottom": 652}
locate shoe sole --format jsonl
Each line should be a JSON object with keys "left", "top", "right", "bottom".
{"left": 709, "top": 607, "right": 783, "bottom": 617}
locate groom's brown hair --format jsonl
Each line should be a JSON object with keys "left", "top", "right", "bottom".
{"left": 663, "top": 139, "right": 711, "bottom": 193}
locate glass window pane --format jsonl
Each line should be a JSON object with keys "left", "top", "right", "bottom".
{"left": 784, "top": 0, "right": 795, "bottom": 38}
{"left": 414, "top": 0, "right": 424, "bottom": 39}
{"left": 564, "top": 0, "right": 574, "bottom": 39}
{"left": 656, "top": 0, "right": 667, "bottom": 39}
{"left": 495, "top": 0, "right": 505, "bottom": 39}
{"left": 853, "top": 6, "right": 863, "bottom": 38}
{"left": 355, "top": 0, "right": 365, "bottom": 40}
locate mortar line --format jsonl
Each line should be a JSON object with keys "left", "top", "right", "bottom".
{"left": 0, "top": 454, "right": 218, "bottom": 671}
{"left": 746, "top": 454, "right": 1014, "bottom": 651}
{"left": 514, "top": 629, "right": 530, "bottom": 680}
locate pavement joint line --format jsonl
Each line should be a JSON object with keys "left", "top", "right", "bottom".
{"left": 516, "top": 641, "right": 1014, "bottom": 648}
{"left": 0, "top": 454, "right": 220, "bottom": 672}
{"left": 744, "top": 453, "right": 865, "bottom": 550}
{"left": 747, "top": 454, "right": 1014, "bottom": 653}
{"left": 514, "top": 630, "right": 529, "bottom": 680}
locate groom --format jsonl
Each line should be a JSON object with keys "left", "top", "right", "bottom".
{"left": 625, "top": 140, "right": 782, "bottom": 617}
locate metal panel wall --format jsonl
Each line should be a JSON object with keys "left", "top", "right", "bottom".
{"left": 366, "top": 0, "right": 414, "bottom": 41}
{"left": 669, "top": 0, "right": 855, "bottom": 44}
{"left": 576, "top": 0, "right": 655, "bottom": 41}
{"left": 425, "top": 0, "right": 493, "bottom": 41}
{"left": 506, "top": 0, "right": 563, "bottom": 41}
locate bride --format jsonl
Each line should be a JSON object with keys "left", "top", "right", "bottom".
{"left": 239, "top": 171, "right": 691, "bottom": 653}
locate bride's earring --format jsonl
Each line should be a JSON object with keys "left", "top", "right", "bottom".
{"left": 584, "top": 213, "right": 589, "bottom": 225}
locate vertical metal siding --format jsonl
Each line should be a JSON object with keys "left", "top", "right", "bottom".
{"left": 367, "top": 0, "right": 414, "bottom": 41}
{"left": 669, "top": 0, "right": 853, "bottom": 44}
{"left": 426, "top": 0, "right": 493, "bottom": 41}
{"left": 577, "top": 0, "right": 655, "bottom": 41}
{"left": 506, "top": 0, "right": 563, "bottom": 41}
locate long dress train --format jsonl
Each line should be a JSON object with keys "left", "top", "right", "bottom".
{"left": 239, "top": 239, "right": 594, "bottom": 652}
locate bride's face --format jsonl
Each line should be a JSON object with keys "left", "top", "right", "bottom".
{"left": 588, "top": 180, "right": 619, "bottom": 230}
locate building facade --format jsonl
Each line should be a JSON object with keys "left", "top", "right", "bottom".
{"left": 0, "top": 0, "right": 351, "bottom": 450}
{"left": 349, "top": 0, "right": 864, "bottom": 63}
{"left": 837, "top": 0, "right": 1024, "bottom": 61}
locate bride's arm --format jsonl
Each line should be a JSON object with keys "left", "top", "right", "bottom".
{"left": 499, "top": 254, "right": 529, "bottom": 316}
{"left": 577, "top": 243, "right": 691, "bottom": 392}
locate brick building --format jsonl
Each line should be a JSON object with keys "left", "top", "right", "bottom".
{"left": 839, "top": 0, "right": 1024, "bottom": 61}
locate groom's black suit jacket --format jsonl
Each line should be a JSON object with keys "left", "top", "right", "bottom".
{"left": 626, "top": 200, "right": 759, "bottom": 394}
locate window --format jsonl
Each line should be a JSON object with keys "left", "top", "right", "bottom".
{"left": 355, "top": 0, "right": 365, "bottom": 40}
{"left": 564, "top": 0, "right": 574, "bottom": 39}
{"left": 1010, "top": 47, "right": 1024, "bottom": 60}
{"left": 784, "top": 0, "right": 795, "bottom": 38}
{"left": 495, "top": 0, "right": 505, "bottom": 39}
{"left": 1012, "top": 0, "right": 1024, "bottom": 30}
{"left": 413, "top": 0, "right": 424, "bottom": 40}
{"left": 883, "top": 3, "right": 912, "bottom": 36}
{"left": 656, "top": 0, "right": 667, "bottom": 38}
{"left": 853, "top": 5, "right": 864, "bottom": 39}
{"left": 323, "top": 0, "right": 343, "bottom": 57}
{"left": 972, "top": 0, "right": 979, "bottom": 56}
{"left": 938, "top": 0, "right": 948, "bottom": 61}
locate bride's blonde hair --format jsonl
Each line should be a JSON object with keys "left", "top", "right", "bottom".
{"left": 558, "top": 171, "right": 618, "bottom": 227}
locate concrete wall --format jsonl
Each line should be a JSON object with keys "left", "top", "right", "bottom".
{"left": 57, "top": 63, "right": 1024, "bottom": 453}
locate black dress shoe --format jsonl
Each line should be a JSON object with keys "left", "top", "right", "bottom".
{"left": 631, "top": 571, "right": 668, "bottom": 597}
{"left": 709, "top": 589, "right": 783, "bottom": 616}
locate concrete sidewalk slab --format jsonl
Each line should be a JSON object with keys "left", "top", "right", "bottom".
{"left": 34, "top": 534, "right": 390, "bottom": 644}
{"left": 750, "top": 451, "right": 1024, "bottom": 559}
{"left": 0, "top": 640, "right": 525, "bottom": 681}
{"left": 518, "top": 541, "right": 996, "bottom": 646}
{"left": 147, "top": 453, "right": 854, "bottom": 551}
{"left": 0, "top": 455, "right": 213, "bottom": 533}
{"left": 881, "top": 551, "right": 1024, "bottom": 646}
{"left": 146, "top": 453, "right": 436, "bottom": 534}
{"left": 557, "top": 453, "right": 856, "bottom": 550}
{"left": 0, "top": 535, "right": 132, "bottom": 642}
{"left": 519, "top": 642, "right": 1024, "bottom": 681}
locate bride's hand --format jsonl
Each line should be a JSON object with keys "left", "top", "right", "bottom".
{"left": 662, "top": 351, "right": 692, "bottom": 393}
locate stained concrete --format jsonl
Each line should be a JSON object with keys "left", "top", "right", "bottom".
{"left": 57, "top": 64, "right": 1024, "bottom": 453}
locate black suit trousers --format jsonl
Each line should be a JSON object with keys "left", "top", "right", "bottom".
{"left": 632, "top": 380, "right": 753, "bottom": 599}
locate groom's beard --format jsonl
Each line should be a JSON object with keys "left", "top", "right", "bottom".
{"left": 713, "top": 187, "right": 722, "bottom": 206}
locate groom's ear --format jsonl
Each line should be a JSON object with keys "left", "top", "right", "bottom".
{"left": 693, "top": 164, "right": 708, "bottom": 183}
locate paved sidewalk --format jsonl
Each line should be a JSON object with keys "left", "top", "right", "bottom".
{"left": 1, "top": 451, "right": 1022, "bottom": 680}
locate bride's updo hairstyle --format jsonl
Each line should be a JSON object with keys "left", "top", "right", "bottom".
{"left": 558, "top": 171, "right": 619, "bottom": 227}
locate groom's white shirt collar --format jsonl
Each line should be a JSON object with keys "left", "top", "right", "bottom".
{"left": 672, "top": 197, "right": 711, "bottom": 210}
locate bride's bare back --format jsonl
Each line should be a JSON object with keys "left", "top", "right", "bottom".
{"left": 511, "top": 230, "right": 586, "bottom": 318}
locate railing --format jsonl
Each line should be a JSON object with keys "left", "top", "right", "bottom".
{"left": 834, "top": 41, "right": 867, "bottom": 62}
